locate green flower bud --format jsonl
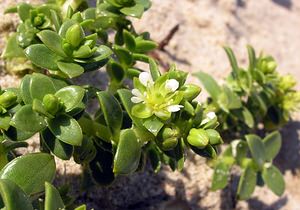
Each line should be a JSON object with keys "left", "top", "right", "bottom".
{"left": 187, "top": 128, "right": 209, "bottom": 148}
{"left": 181, "top": 84, "right": 201, "bottom": 101}
{"left": 158, "top": 127, "right": 179, "bottom": 151}
{"left": 279, "top": 75, "right": 296, "bottom": 91}
{"left": 0, "top": 91, "right": 17, "bottom": 108}
{"left": 65, "top": 24, "right": 85, "bottom": 48}
{"left": 62, "top": 42, "right": 73, "bottom": 56}
{"left": 43, "top": 94, "right": 60, "bottom": 115}
{"left": 206, "top": 129, "right": 223, "bottom": 145}
{"left": 257, "top": 56, "right": 277, "bottom": 74}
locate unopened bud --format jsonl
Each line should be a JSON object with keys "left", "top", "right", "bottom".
{"left": 206, "top": 129, "right": 223, "bottom": 145}
{"left": 182, "top": 84, "right": 201, "bottom": 101}
{"left": 0, "top": 91, "right": 17, "bottom": 108}
{"left": 65, "top": 24, "right": 85, "bottom": 48}
{"left": 187, "top": 128, "right": 209, "bottom": 149}
{"left": 43, "top": 94, "right": 60, "bottom": 115}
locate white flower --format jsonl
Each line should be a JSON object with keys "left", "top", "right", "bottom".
{"left": 131, "top": 89, "right": 145, "bottom": 104}
{"left": 167, "top": 104, "right": 184, "bottom": 112}
{"left": 139, "top": 72, "right": 153, "bottom": 87}
{"left": 165, "top": 79, "right": 179, "bottom": 92}
{"left": 200, "top": 111, "right": 216, "bottom": 125}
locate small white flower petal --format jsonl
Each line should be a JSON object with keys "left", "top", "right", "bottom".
{"left": 139, "top": 72, "right": 153, "bottom": 87}
{"left": 167, "top": 104, "right": 184, "bottom": 112}
{"left": 131, "top": 96, "right": 144, "bottom": 103}
{"left": 206, "top": 112, "right": 216, "bottom": 120}
{"left": 200, "top": 112, "right": 217, "bottom": 125}
{"left": 132, "top": 89, "right": 144, "bottom": 98}
{"left": 165, "top": 79, "right": 179, "bottom": 92}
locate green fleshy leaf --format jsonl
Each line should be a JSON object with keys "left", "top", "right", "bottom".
{"left": 32, "top": 99, "right": 54, "bottom": 119}
{"left": 263, "top": 131, "right": 281, "bottom": 161}
{"left": 193, "top": 71, "right": 221, "bottom": 101}
{"left": 0, "top": 114, "right": 11, "bottom": 131}
{"left": 123, "top": 30, "right": 136, "bottom": 51}
{"left": 0, "top": 153, "right": 56, "bottom": 195}
{"left": 149, "top": 58, "right": 160, "bottom": 81}
{"left": 30, "top": 73, "right": 57, "bottom": 101}
{"left": 134, "top": 39, "right": 157, "bottom": 53}
{"left": 41, "top": 129, "right": 73, "bottom": 160}
{"left": 0, "top": 179, "right": 33, "bottom": 210}
{"left": 3, "top": 126, "right": 35, "bottom": 142}
{"left": 57, "top": 61, "right": 84, "bottom": 78}
{"left": 237, "top": 166, "right": 257, "bottom": 200}
{"left": 262, "top": 165, "right": 285, "bottom": 196}
{"left": 55, "top": 85, "right": 85, "bottom": 112}
{"left": 17, "top": 3, "right": 32, "bottom": 22}
{"left": 246, "top": 134, "right": 266, "bottom": 168}
{"left": 11, "top": 105, "right": 46, "bottom": 133}
{"left": 24, "top": 44, "right": 62, "bottom": 70}
{"left": 113, "top": 45, "right": 133, "bottom": 67}
{"left": 1, "top": 33, "right": 26, "bottom": 59}
{"left": 247, "top": 45, "right": 256, "bottom": 72}
{"left": 20, "top": 75, "right": 33, "bottom": 104}
{"left": 120, "top": 4, "right": 144, "bottom": 18}
{"left": 211, "top": 161, "right": 230, "bottom": 191}
{"left": 97, "top": 91, "right": 123, "bottom": 142}
{"left": 143, "top": 117, "right": 164, "bottom": 136}
{"left": 132, "top": 103, "right": 153, "bottom": 119}
{"left": 224, "top": 46, "right": 239, "bottom": 76}
{"left": 37, "top": 30, "right": 67, "bottom": 57}
{"left": 47, "top": 114, "right": 83, "bottom": 146}
{"left": 44, "top": 182, "right": 65, "bottom": 210}
{"left": 113, "top": 129, "right": 141, "bottom": 175}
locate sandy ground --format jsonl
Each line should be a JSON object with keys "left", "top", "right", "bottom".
{"left": 1, "top": 0, "right": 300, "bottom": 210}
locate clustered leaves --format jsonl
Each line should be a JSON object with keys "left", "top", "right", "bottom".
{"left": 195, "top": 46, "right": 300, "bottom": 199}
{"left": 0, "top": 0, "right": 299, "bottom": 209}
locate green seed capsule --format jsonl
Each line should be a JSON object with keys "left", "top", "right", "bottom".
{"left": 157, "top": 127, "right": 179, "bottom": 151}
{"left": 266, "top": 61, "right": 277, "bottom": 73}
{"left": 206, "top": 129, "right": 223, "bottom": 145}
{"left": 65, "top": 24, "right": 85, "bottom": 48}
{"left": 43, "top": 94, "right": 60, "bottom": 115}
{"left": 182, "top": 84, "right": 201, "bottom": 101}
{"left": 187, "top": 128, "right": 209, "bottom": 148}
{"left": 0, "top": 91, "right": 17, "bottom": 108}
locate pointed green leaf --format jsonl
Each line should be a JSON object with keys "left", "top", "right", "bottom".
{"left": 246, "top": 134, "right": 266, "bottom": 167}
{"left": 1, "top": 33, "right": 26, "bottom": 59}
{"left": 37, "top": 30, "right": 67, "bottom": 57}
{"left": 211, "top": 161, "right": 230, "bottom": 191}
{"left": 47, "top": 114, "right": 83, "bottom": 146}
{"left": 224, "top": 46, "right": 239, "bottom": 76}
{"left": 120, "top": 4, "right": 144, "bottom": 18}
{"left": 11, "top": 105, "right": 46, "bottom": 133}
{"left": 24, "top": 44, "right": 62, "bottom": 70}
{"left": 237, "top": 166, "right": 257, "bottom": 200}
{"left": 113, "top": 129, "right": 141, "bottom": 175}
{"left": 247, "top": 45, "right": 256, "bottom": 72}
{"left": 113, "top": 45, "right": 133, "bottom": 67}
{"left": 30, "top": 73, "right": 57, "bottom": 101}
{"left": 97, "top": 91, "right": 123, "bottom": 141}
{"left": 149, "top": 58, "right": 160, "bottom": 81}
{"left": 55, "top": 86, "right": 85, "bottom": 112}
{"left": 262, "top": 165, "right": 285, "bottom": 196}
{"left": 57, "top": 61, "right": 84, "bottom": 78}
{"left": 41, "top": 129, "right": 73, "bottom": 160}
{"left": 193, "top": 71, "right": 221, "bottom": 101}
{"left": 0, "top": 179, "right": 33, "bottom": 210}
{"left": 123, "top": 30, "right": 136, "bottom": 52}
{"left": 0, "top": 153, "right": 56, "bottom": 195}
{"left": 143, "top": 117, "right": 164, "bottom": 136}
{"left": 263, "top": 131, "right": 281, "bottom": 161}
{"left": 45, "top": 182, "right": 65, "bottom": 210}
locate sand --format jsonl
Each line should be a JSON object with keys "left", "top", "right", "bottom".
{"left": 0, "top": 0, "right": 300, "bottom": 209}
